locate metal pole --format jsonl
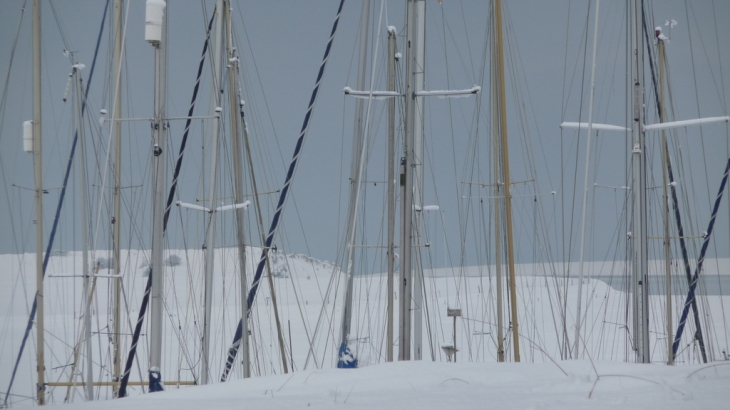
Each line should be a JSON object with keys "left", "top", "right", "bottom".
{"left": 338, "top": 0, "right": 370, "bottom": 367}
{"left": 32, "top": 0, "right": 45, "bottom": 404}
{"left": 149, "top": 0, "right": 168, "bottom": 383}
{"left": 76, "top": 70, "right": 94, "bottom": 401}
{"left": 386, "top": 26, "right": 396, "bottom": 363}
{"left": 411, "top": 0, "right": 426, "bottom": 362}
{"left": 494, "top": 0, "right": 520, "bottom": 362}
{"left": 630, "top": 0, "right": 650, "bottom": 363}
{"left": 201, "top": 0, "right": 224, "bottom": 384}
{"left": 657, "top": 35, "right": 673, "bottom": 365}
{"left": 491, "top": 1, "right": 504, "bottom": 364}
{"left": 574, "top": 0, "right": 600, "bottom": 359}
{"left": 225, "top": 0, "right": 250, "bottom": 379}
{"left": 112, "top": 0, "right": 124, "bottom": 395}
{"left": 400, "top": 0, "right": 422, "bottom": 361}
{"left": 453, "top": 316, "right": 457, "bottom": 363}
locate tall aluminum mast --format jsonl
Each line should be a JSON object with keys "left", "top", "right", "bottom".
{"left": 112, "top": 0, "right": 124, "bottom": 395}
{"left": 410, "top": 0, "right": 426, "bottom": 362}
{"left": 338, "top": 0, "right": 370, "bottom": 369}
{"left": 386, "top": 25, "right": 397, "bottom": 363}
{"left": 32, "top": 0, "right": 45, "bottom": 404}
{"left": 112, "top": 0, "right": 124, "bottom": 397}
{"left": 147, "top": 0, "right": 168, "bottom": 388}
{"left": 75, "top": 66, "right": 94, "bottom": 401}
{"left": 200, "top": 0, "right": 225, "bottom": 385}
{"left": 494, "top": 0, "right": 520, "bottom": 362}
{"left": 224, "top": 0, "right": 250, "bottom": 379}
{"left": 630, "top": 0, "right": 650, "bottom": 364}
{"left": 399, "top": 0, "right": 425, "bottom": 361}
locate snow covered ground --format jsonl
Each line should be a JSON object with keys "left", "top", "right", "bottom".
{"left": 2, "top": 250, "right": 730, "bottom": 407}
{"left": 44, "top": 360, "right": 730, "bottom": 410}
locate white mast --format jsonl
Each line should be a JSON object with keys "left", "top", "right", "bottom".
{"left": 339, "top": 0, "right": 370, "bottom": 367}
{"left": 32, "top": 0, "right": 45, "bottom": 404}
{"left": 630, "top": 0, "right": 650, "bottom": 363}
{"left": 657, "top": 29, "right": 673, "bottom": 365}
{"left": 75, "top": 66, "right": 94, "bottom": 401}
{"left": 574, "top": 0, "right": 600, "bottom": 359}
{"left": 147, "top": 0, "right": 168, "bottom": 384}
{"left": 201, "top": 0, "right": 224, "bottom": 385}
{"left": 386, "top": 25, "right": 397, "bottom": 363}
{"left": 225, "top": 0, "right": 250, "bottom": 379}
{"left": 410, "top": 0, "right": 426, "bottom": 362}
{"left": 112, "top": 0, "right": 124, "bottom": 395}
{"left": 400, "top": 0, "right": 425, "bottom": 361}
{"left": 494, "top": 0, "right": 520, "bottom": 362}
{"left": 491, "top": 1, "right": 504, "bottom": 364}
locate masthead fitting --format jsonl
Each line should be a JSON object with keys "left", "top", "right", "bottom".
{"left": 145, "top": 0, "right": 166, "bottom": 44}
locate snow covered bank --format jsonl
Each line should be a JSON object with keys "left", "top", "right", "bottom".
{"left": 45, "top": 360, "right": 730, "bottom": 410}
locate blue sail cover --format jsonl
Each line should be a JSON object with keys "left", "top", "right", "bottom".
{"left": 337, "top": 342, "right": 358, "bottom": 369}
{"left": 148, "top": 367, "right": 164, "bottom": 392}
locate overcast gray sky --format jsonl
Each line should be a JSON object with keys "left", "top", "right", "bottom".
{"left": 1, "top": 0, "right": 729, "bottom": 268}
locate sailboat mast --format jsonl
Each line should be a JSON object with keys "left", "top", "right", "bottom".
{"left": 630, "top": 0, "right": 650, "bottom": 364}
{"left": 494, "top": 0, "right": 520, "bottom": 362}
{"left": 491, "top": 3, "right": 504, "bottom": 363}
{"left": 224, "top": 0, "right": 250, "bottom": 379}
{"left": 400, "top": 0, "right": 425, "bottom": 361}
{"left": 112, "top": 0, "right": 124, "bottom": 395}
{"left": 657, "top": 33, "right": 673, "bottom": 365}
{"left": 574, "top": 0, "right": 601, "bottom": 360}
{"left": 75, "top": 67, "right": 94, "bottom": 401}
{"left": 410, "top": 0, "right": 426, "bottom": 362}
{"left": 32, "top": 0, "right": 45, "bottom": 404}
{"left": 201, "top": 0, "right": 224, "bottom": 385}
{"left": 386, "top": 25, "right": 396, "bottom": 363}
{"left": 339, "top": 0, "right": 370, "bottom": 368}
{"left": 148, "top": 0, "right": 168, "bottom": 384}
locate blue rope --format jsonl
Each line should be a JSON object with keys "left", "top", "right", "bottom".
{"left": 672, "top": 157, "right": 730, "bottom": 360}
{"left": 220, "top": 0, "right": 346, "bottom": 382}
{"left": 2, "top": 1, "right": 110, "bottom": 406}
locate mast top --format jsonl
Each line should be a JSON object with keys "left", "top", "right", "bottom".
{"left": 145, "top": 0, "right": 166, "bottom": 44}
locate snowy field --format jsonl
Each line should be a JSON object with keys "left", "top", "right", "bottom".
{"left": 44, "top": 360, "right": 730, "bottom": 410}
{"left": 2, "top": 250, "right": 730, "bottom": 407}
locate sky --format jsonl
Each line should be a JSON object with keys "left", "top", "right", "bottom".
{"left": 1, "top": 0, "right": 729, "bottom": 270}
